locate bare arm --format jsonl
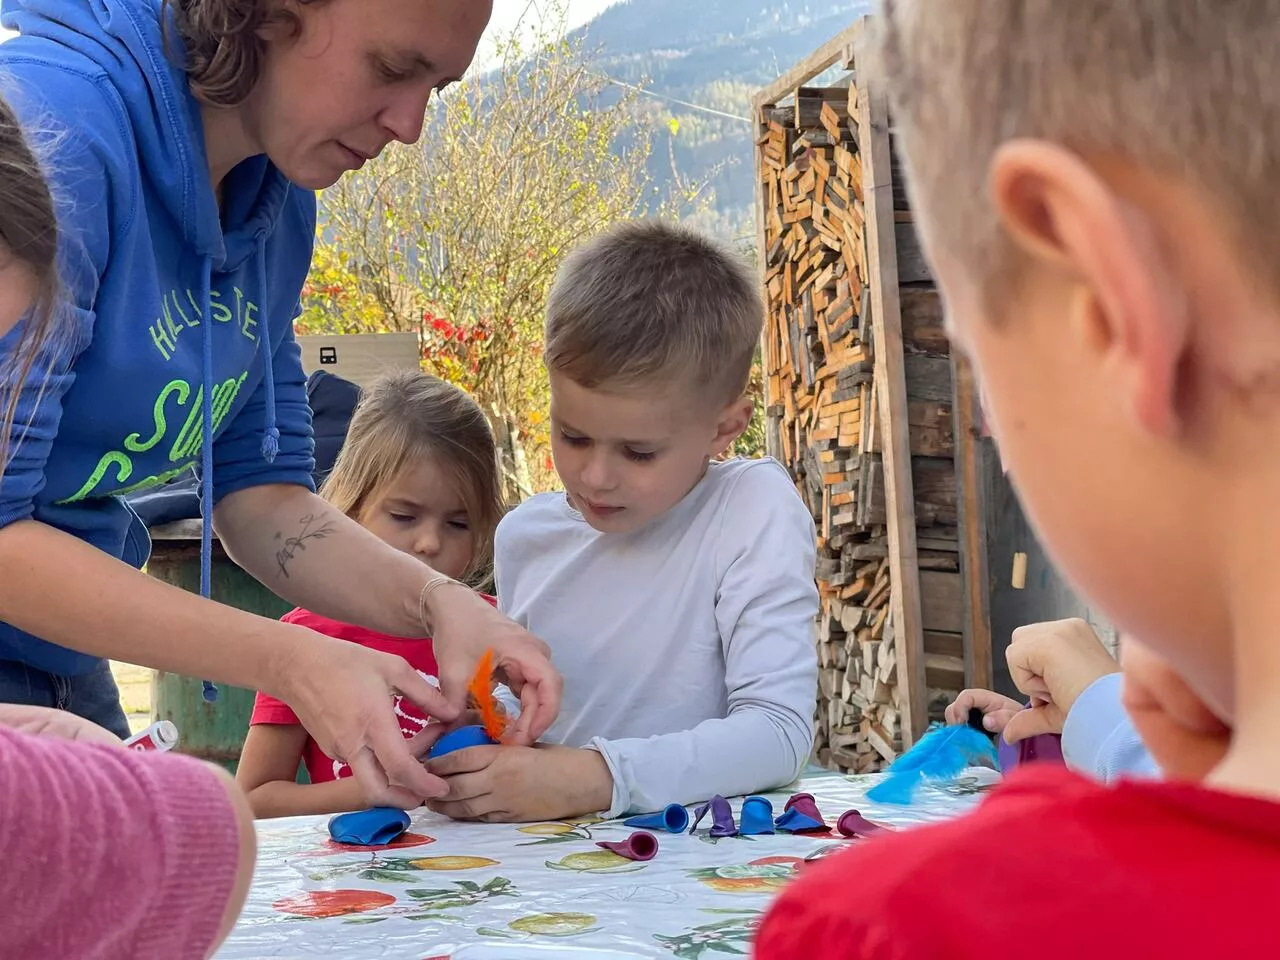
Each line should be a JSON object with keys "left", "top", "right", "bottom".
{"left": 213, "top": 484, "right": 435, "bottom": 638}
{"left": 0, "top": 519, "right": 449, "bottom": 804}
{"left": 214, "top": 484, "right": 562, "bottom": 743}
{"left": 237, "top": 722, "right": 372, "bottom": 819}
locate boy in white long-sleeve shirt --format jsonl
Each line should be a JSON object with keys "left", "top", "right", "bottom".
{"left": 425, "top": 220, "right": 820, "bottom": 822}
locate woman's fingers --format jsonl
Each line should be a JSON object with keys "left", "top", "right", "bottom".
{"left": 426, "top": 587, "right": 562, "bottom": 741}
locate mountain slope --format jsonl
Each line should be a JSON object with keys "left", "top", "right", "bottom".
{"left": 573, "top": 0, "right": 873, "bottom": 242}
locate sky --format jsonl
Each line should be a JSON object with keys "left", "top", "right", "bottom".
{"left": 1, "top": 2, "right": 623, "bottom": 49}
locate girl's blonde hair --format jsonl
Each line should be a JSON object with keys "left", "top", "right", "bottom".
{"left": 0, "top": 94, "right": 60, "bottom": 471}
{"left": 321, "top": 371, "right": 505, "bottom": 583}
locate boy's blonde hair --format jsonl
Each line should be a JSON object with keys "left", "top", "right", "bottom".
{"left": 320, "top": 371, "right": 504, "bottom": 582}
{"left": 544, "top": 220, "right": 763, "bottom": 406}
{"left": 875, "top": 0, "right": 1280, "bottom": 299}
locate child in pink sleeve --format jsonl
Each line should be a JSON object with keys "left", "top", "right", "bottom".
{"left": 0, "top": 713, "right": 254, "bottom": 959}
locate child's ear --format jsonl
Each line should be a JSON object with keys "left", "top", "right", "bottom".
{"left": 990, "top": 140, "right": 1190, "bottom": 440}
{"left": 709, "top": 398, "right": 754, "bottom": 457}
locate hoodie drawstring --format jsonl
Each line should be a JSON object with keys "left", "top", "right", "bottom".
{"left": 256, "top": 235, "right": 279, "bottom": 463}
{"left": 197, "top": 232, "right": 282, "bottom": 703}
{"left": 198, "top": 257, "right": 218, "bottom": 704}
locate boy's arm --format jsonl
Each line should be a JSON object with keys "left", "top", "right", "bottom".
{"left": 587, "top": 464, "right": 820, "bottom": 816}
{"left": 1062, "top": 672, "right": 1161, "bottom": 780}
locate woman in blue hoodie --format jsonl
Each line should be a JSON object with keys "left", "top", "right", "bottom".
{"left": 0, "top": 0, "right": 560, "bottom": 808}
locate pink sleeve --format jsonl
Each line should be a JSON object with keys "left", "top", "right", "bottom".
{"left": 0, "top": 726, "right": 242, "bottom": 958}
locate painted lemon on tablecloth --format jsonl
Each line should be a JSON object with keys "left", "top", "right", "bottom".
{"left": 545, "top": 850, "right": 643, "bottom": 873}
{"left": 406, "top": 856, "right": 500, "bottom": 871}
{"left": 508, "top": 912, "right": 599, "bottom": 936}
{"left": 272, "top": 889, "right": 396, "bottom": 918}
{"left": 690, "top": 856, "right": 805, "bottom": 893}
{"left": 517, "top": 823, "right": 577, "bottom": 836}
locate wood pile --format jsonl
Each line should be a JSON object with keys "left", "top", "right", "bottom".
{"left": 758, "top": 83, "right": 970, "bottom": 774}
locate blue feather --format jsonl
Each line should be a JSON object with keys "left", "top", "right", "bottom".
{"left": 866, "top": 723, "right": 998, "bottom": 805}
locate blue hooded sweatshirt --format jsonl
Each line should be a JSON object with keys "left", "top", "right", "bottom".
{"left": 0, "top": 0, "right": 317, "bottom": 676}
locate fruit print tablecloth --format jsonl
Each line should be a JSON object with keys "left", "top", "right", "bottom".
{"left": 216, "top": 767, "right": 998, "bottom": 959}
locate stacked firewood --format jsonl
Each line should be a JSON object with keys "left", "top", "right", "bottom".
{"left": 759, "top": 86, "right": 967, "bottom": 773}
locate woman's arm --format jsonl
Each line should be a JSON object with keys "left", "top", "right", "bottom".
{"left": 0, "top": 519, "right": 449, "bottom": 805}
{"left": 237, "top": 722, "right": 371, "bottom": 818}
{"left": 214, "top": 482, "right": 561, "bottom": 744}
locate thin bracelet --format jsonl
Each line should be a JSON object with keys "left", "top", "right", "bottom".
{"left": 418, "top": 572, "right": 463, "bottom": 633}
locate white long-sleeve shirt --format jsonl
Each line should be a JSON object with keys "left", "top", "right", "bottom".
{"left": 495, "top": 457, "right": 820, "bottom": 817}
{"left": 1062, "top": 672, "right": 1160, "bottom": 781}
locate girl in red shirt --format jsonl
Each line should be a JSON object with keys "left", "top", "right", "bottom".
{"left": 237, "top": 372, "right": 505, "bottom": 818}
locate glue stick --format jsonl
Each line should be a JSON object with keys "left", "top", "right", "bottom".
{"left": 123, "top": 720, "right": 179, "bottom": 753}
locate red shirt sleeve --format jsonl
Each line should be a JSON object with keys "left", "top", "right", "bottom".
{"left": 250, "top": 607, "right": 321, "bottom": 726}
{"left": 250, "top": 689, "right": 300, "bottom": 726}
{"left": 0, "top": 727, "right": 241, "bottom": 957}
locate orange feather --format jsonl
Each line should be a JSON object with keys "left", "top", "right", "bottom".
{"left": 467, "top": 648, "right": 507, "bottom": 742}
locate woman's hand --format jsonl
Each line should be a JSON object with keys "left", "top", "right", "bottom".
{"left": 271, "top": 623, "right": 455, "bottom": 807}
{"left": 0, "top": 704, "right": 123, "bottom": 746}
{"left": 427, "top": 584, "right": 562, "bottom": 746}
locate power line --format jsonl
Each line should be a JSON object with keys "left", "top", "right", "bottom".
{"left": 592, "top": 71, "right": 752, "bottom": 124}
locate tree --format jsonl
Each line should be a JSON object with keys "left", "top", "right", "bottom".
{"left": 298, "top": 6, "right": 713, "bottom": 499}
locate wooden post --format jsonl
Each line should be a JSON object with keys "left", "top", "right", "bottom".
{"left": 754, "top": 101, "right": 781, "bottom": 460}
{"left": 854, "top": 69, "right": 928, "bottom": 746}
{"left": 951, "top": 353, "right": 993, "bottom": 690}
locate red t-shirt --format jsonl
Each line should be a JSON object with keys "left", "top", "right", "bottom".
{"left": 754, "top": 766, "right": 1280, "bottom": 959}
{"left": 250, "top": 599, "right": 493, "bottom": 784}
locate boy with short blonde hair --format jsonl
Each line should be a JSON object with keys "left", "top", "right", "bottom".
{"left": 425, "top": 220, "right": 820, "bottom": 822}
{"left": 755, "top": 2, "right": 1280, "bottom": 956}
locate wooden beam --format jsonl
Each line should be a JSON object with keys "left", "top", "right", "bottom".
{"left": 952, "top": 353, "right": 994, "bottom": 689}
{"left": 855, "top": 70, "right": 928, "bottom": 746}
{"left": 752, "top": 19, "right": 865, "bottom": 112}
{"left": 755, "top": 102, "right": 782, "bottom": 460}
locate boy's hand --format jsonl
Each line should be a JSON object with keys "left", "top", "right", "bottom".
{"left": 1003, "top": 618, "right": 1120, "bottom": 743}
{"left": 944, "top": 689, "right": 1023, "bottom": 735}
{"left": 1121, "top": 638, "right": 1230, "bottom": 780}
{"left": 424, "top": 744, "right": 613, "bottom": 823}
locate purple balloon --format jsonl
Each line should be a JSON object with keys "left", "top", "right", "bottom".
{"left": 837, "top": 809, "right": 885, "bottom": 838}
{"left": 999, "top": 732, "right": 1065, "bottom": 772}
{"left": 597, "top": 830, "right": 659, "bottom": 862}
{"left": 690, "top": 795, "right": 737, "bottom": 838}
{"left": 781, "top": 793, "right": 829, "bottom": 831}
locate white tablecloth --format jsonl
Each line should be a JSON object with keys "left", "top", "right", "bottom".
{"left": 217, "top": 768, "right": 997, "bottom": 959}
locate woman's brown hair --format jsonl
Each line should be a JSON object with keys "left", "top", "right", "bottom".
{"left": 0, "top": 94, "right": 60, "bottom": 472}
{"left": 320, "top": 371, "right": 505, "bottom": 585}
{"left": 161, "top": 0, "right": 323, "bottom": 107}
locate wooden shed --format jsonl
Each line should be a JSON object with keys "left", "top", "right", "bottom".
{"left": 753, "top": 19, "right": 990, "bottom": 772}
{"left": 754, "top": 18, "right": 1117, "bottom": 774}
